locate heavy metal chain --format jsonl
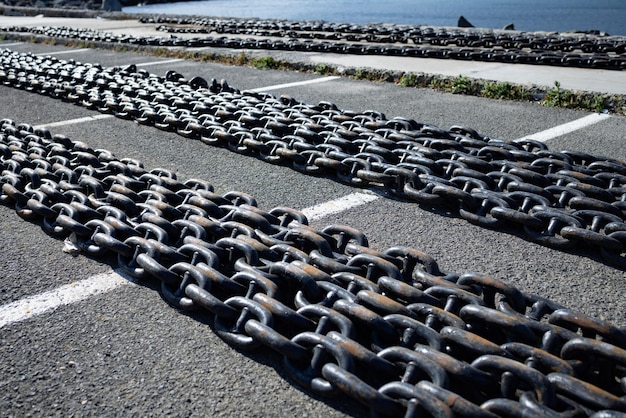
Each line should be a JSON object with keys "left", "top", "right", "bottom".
{"left": 146, "top": 15, "right": 626, "bottom": 66}
{"left": 1, "top": 48, "right": 625, "bottom": 268}
{"left": 1, "top": 18, "right": 625, "bottom": 71}
{"left": 2, "top": 114, "right": 626, "bottom": 417}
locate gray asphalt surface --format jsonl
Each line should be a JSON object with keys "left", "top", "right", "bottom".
{"left": 1, "top": 30, "right": 625, "bottom": 418}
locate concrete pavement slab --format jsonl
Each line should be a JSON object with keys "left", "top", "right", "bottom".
{"left": 1, "top": 15, "right": 624, "bottom": 95}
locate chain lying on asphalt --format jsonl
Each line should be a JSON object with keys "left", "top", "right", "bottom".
{"left": 1, "top": 48, "right": 625, "bottom": 269}
{"left": 1, "top": 18, "right": 625, "bottom": 71}
{"left": 2, "top": 113, "right": 626, "bottom": 417}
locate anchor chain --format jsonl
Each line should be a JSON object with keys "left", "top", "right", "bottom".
{"left": 0, "top": 17, "right": 625, "bottom": 71}
{"left": 1, "top": 48, "right": 625, "bottom": 268}
{"left": 2, "top": 48, "right": 626, "bottom": 267}
{"left": 2, "top": 117, "right": 626, "bottom": 417}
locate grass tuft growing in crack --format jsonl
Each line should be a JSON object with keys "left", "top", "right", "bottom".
{"left": 482, "top": 81, "right": 532, "bottom": 101}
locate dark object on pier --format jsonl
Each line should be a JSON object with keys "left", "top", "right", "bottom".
{"left": 458, "top": 16, "right": 474, "bottom": 28}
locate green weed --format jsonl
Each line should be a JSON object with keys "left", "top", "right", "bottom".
{"left": 153, "top": 48, "right": 171, "bottom": 57}
{"left": 429, "top": 77, "right": 451, "bottom": 91}
{"left": 448, "top": 75, "right": 477, "bottom": 95}
{"left": 482, "top": 81, "right": 531, "bottom": 101}
{"left": 252, "top": 56, "right": 279, "bottom": 69}
{"left": 398, "top": 73, "right": 419, "bottom": 87}
{"left": 315, "top": 63, "right": 331, "bottom": 75}
{"left": 543, "top": 81, "right": 575, "bottom": 107}
{"left": 235, "top": 51, "right": 249, "bottom": 66}
{"left": 353, "top": 68, "right": 368, "bottom": 80}
{"left": 590, "top": 95, "right": 607, "bottom": 113}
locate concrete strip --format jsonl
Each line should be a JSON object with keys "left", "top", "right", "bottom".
{"left": 307, "top": 54, "right": 626, "bottom": 95}
{"left": 520, "top": 113, "right": 611, "bottom": 142}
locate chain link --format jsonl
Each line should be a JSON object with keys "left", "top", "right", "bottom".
{"left": 1, "top": 48, "right": 625, "bottom": 268}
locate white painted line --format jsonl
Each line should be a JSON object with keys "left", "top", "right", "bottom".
{"left": 135, "top": 58, "right": 184, "bottom": 67}
{"left": 520, "top": 113, "right": 611, "bottom": 142}
{"left": 34, "top": 48, "right": 91, "bottom": 56}
{"left": 249, "top": 76, "right": 341, "bottom": 93}
{"left": 0, "top": 272, "right": 131, "bottom": 328}
{"left": 34, "top": 114, "right": 114, "bottom": 129}
{"left": 0, "top": 42, "right": 24, "bottom": 47}
{"left": 302, "top": 192, "right": 379, "bottom": 221}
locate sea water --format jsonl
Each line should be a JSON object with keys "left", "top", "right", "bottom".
{"left": 123, "top": 0, "right": 626, "bottom": 36}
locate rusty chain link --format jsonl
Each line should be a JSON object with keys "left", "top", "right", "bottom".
{"left": 2, "top": 115, "right": 626, "bottom": 417}
{"left": 1, "top": 48, "right": 625, "bottom": 268}
{"left": 0, "top": 18, "right": 625, "bottom": 71}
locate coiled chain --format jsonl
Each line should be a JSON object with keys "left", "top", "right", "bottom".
{"left": 1, "top": 17, "right": 625, "bottom": 71}
{"left": 1, "top": 48, "right": 625, "bottom": 268}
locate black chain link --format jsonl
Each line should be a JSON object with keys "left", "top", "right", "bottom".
{"left": 1, "top": 48, "right": 625, "bottom": 268}
{"left": 1, "top": 17, "right": 625, "bottom": 71}
{"left": 2, "top": 115, "right": 626, "bottom": 417}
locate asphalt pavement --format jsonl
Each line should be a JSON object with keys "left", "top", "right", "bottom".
{"left": 0, "top": 15, "right": 625, "bottom": 418}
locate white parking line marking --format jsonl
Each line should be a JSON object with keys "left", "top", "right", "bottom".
{"left": 135, "top": 58, "right": 185, "bottom": 67}
{"left": 302, "top": 192, "right": 379, "bottom": 221}
{"left": 0, "top": 42, "right": 24, "bottom": 47}
{"left": 249, "top": 76, "right": 341, "bottom": 93}
{"left": 0, "top": 192, "right": 380, "bottom": 327}
{"left": 520, "top": 113, "right": 611, "bottom": 142}
{"left": 34, "top": 48, "right": 91, "bottom": 56}
{"left": 34, "top": 114, "right": 114, "bottom": 129}
{"left": 0, "top": 272, "right": 132, "bottom": 328}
